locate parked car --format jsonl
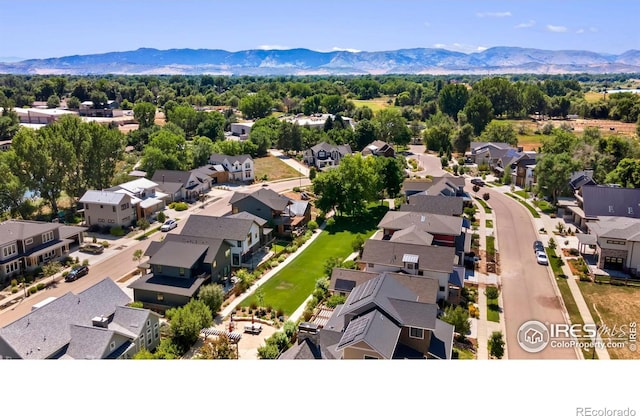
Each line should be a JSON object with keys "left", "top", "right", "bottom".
{"left": 160, "top": 219, "right": 178, "bottom": 232}
{"left": 79, "top": 243, "right": 104, "bottom": 254}
{"left": 65, "top": 265, "right": 89, "bottom": 282}
{"left": 470, "top": 178, "right": 485, "bottom": 187}
{"left": 533, "top": 241, "right": 544, "bottom": 253}
{"left": 536, "top": 251, "right": 549, "bottom": 265}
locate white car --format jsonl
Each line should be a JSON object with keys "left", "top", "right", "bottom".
{"left": 536, "top": 251, "right": 549, "bottom": 265}
{"left": 160, "top": 219, "right": 177, "bottom": 232}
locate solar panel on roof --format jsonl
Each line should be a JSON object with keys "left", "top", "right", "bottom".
{"left": 341, "top": 316, "right": 369, "bottom": 345}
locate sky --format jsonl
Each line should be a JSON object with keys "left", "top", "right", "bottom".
{"left": 1, "top": 0, "right": 638, "bottom": 60}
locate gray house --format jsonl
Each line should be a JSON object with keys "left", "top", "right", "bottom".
{"left": 303, "top": 142, "right": 352, "bottom": 169}
{"left": 79, "top": 190, "right": 136, "bottom": 228}
{"left": 400, "top": 195, "right": 464, "bottom": 216}
{"left": 402, "top": 176, "right": 467, "bottom": 198}
{"left": 130, "top": 236, "right": 232, "bottom": 312}
{"left": 0, "top": 278, "right": 160, "bottom": 359}
{"left": 151, "top": 169, "right": 212, "bottom": 202}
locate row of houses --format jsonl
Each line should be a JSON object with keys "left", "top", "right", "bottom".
{"left": 279, "top": 175, "right": 472, "bottom": 360}
{"left": 467, "top": 141, "right": 537, "bottom": 189}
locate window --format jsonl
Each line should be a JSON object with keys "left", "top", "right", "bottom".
{"left": 606, "top": 240, "right": 626, "bottom": 245}
{"left": 24, "top": 238, "right": 33, "bottom": 246}
{"left": 609, "top": 205, "right": 614, "bottom": 213}
{"left": 232, "top": 253, "right": 240, "bottom": 265}
{"left": 439, "top": 286, "right": 445, "bottom": 292}
{"left": 121, "top": 203, "right": 129, "bottom": 210}
{"left": 367, "top": 263, "right": 374, "bottom": 268}
{"left": 100, "top": 204, "right": 104, "bottom": 209}
{"left": 179, "top": 267, "right": 185, "bottom": 276}
{"left": 245, "top": 171, "right": 251, "bottom": 178}
{"left": 43, "top": 250, "right": 56, "bottom": 260}
{"left": 112, "top": 206, "right": 116, "bottom": 213}
{"left": 406, "top": 262, "right": 415, "bottom": 270}
{"left": 245, "top": 162, "right": 251, "bottom": 169}
{"left": 237, "top": 240, "right": 242, "bottom": 247}
{"left": 2, "top": 244, "right": 17, "bottom": 258}
{"left": 363, "top": 355, "right": 379, "bottom": 359}
{"left": 98, "top": 218, "right": 105, "bottom": 223}
{"left": 108, "top": 219, "right": 115, "bottom": 224}
{"left": 156, "top": 265, "right": 162, "bottom": 274}
{"left": 629, "top": 207, "right": 634, "bottom": 215}
{"left": 42, "top": 231, "right": 54, "bottom": 243}
{"left": 4, "top": 261, "right": 19, "bottom": 275}
{"left": 147, "top": 320, "right": 150, "bottom": 327}
{"left": 147, "top": 335, "right": 152, "bottom": 345}
{"left": 122, "top": 216, "right": 130, "bottom": 223}
{"left": 409, "top": 327, "right": 424, "bottom": 339}
{"left": 157, "top": 293, "right": 164, "bottom": 301}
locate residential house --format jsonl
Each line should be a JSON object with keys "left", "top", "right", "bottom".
{"left": 0, "top": 139, "right": 11, "bottom": 151}
{"left": 0, "top": 278, "right": 161, "bottom": 359}
{"left": 151, "top": 169, "right": 212, "bottom": 202}
{"left": 0, "top": 220, "right": 86, "bottom": 283}
{"left": 586, "top": 217, "right": 640, "bottom": 274}
{"left": 180, "top": 214, "right": 270, "bottom": 268}
{"left": 229, "top": 188, "right": 311, "bottom": 235}
{"left": 565, "top": 185, "right": 640, "bottom": 230}
{"left": 78, "top": 100, "right": 122, "bottom": 117}
{"left": 467, "top": 142, "right": 512, "bottom": 166}
{"left": 303, "top": 142, "right": 352, "bottom": 169}
{"left": 230, "top": 122, "right": 254, "bottom": 139}
{"left": 378, "top": 210, "right": 471, "bottom": 254}
{"left": 402, "top": 176, "right": 467, "bottom": 198}
{"left": 400, "top": 194, "right": 464, "bottom": 216}
{"left": 569, "top": 170, "right": 597, "bottom": 192}
{"left": 79, "top": 190, "right": 136, "bottom": 228}
{"left": 358, "top": 239, "right": 459, "bottom": 302}
{"left": 468, "top": 142, "right": 537, "bottom": 187}
{"left": 209, "top": 153, "right": 254, "bottom": 182}
{"left": 280, "top": 272, "right": 454, "bottom": 359}
{"left": 105, "top": 178, "right": 168, "bottom": 221}
{"left": 361, "top": 140, "right": 395, "bottom": 158}
{"left": 130, "top": 235, "right": 232, "bottom": 312}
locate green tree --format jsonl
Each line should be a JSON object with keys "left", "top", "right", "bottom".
{"left": 354, "top": 119, "right": 378, "bottom": 150}
{"left": 374, "top": 108, "right": 411, "bottom": 147}
{"left": 190, "top": 135, "right": 214, "bottom": 168}
{"left": 438, "top": 83, "right": 469, "bottom": 120}
{"left": 479, "top": 121, "right": 517, "bottom": 146}
{"left": 0, "top": 150, "right": 29, "bottom": 218}
{"left": 485, "top": 286, "right": 499, "bottom": 300}
{"left": 453, "top": 123, "right": 474, "bottom": 153}
{"left": 239, "top": 92, "right": 273, "bottom": 119}
{"left": 141, "top": 128, "right": 192, "bottom": 176}
{"left": 132, "top": 348, "right": 155, "bottom": 359}
{"left": 197, "top": 283, "right": 225, "bottom": 315}
{"left": 441, "top": 305, "right": 471, "bottom": 337}
{"left": 488, "top": 331, "right": 505, "bottom": 359}
{"left": 137, "top": 218, "right": 150, "bottom": 231}
{"left": 166, "top": 105, "right": 199, "bottom": 138}
{"left": 197, "top": 334, "right": 238, "bottom": 359}
{"left": 196, "top": 111, "right": 226, "bottom": 142}
{"left": 46, "top": 95, "right": 60, "bottom": 109}
{"left": 42, "top": 261, "right": 62, "bottom": 278}
{"left": 472, "top": 77, "right": 521, "bottom": 117}
{"left": 133, "top": 249, "right": 143, "bottom": 265}
{"left": 169, "top": 299, "right": 213, "bottom": 353}
{"left": 535, "top": 153, "right": 581, "bottom": 203}
{"left": 323, "top": 256, "right": 343, "bottom": 277}
{"left": 133, "top": 102, "right": 157, "bottom": 130}
{"left": 90, "top": 91, "right": 108, "bottom": 109}
{"left": 66, "top": 96, "right": 81, "bottom": 110}
{"left": 464, "top": 93, "right": 494, "bottom": 135}
{"left": 605, "top": 158, "right": 640, "bottom": 188}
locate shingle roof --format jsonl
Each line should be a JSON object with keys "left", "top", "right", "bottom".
{"left": 227, "top": 211, "right": 268, "bottom": 226}
{"left": 360, "top": 240, "right": 455, "bottom": 273}
{"left": 148, "top": 241, "right": 208, "bottom": 269}
{"left": 402, "top": 176, "right": 465, "bottom": 195}
{"left": 389, "top": 225, "right": 434, "bottom": 246}
{"left": 0, "top": 220, "right": 61, "bottom": 245}
{"left": 127, "top": 273, "right": 207, "bottom": 297}
{"left": 181, "top": 214, "right": 257, "bottom": 241}
{"left": 285, "top": 201, "right": 310, "bottom": 217}
{"left": 402, "top": 195, "right": 464, "bottom": 216}
{"left": 587, "top": 217, "right": 640, "bottom": 242}
{"left": 113, "top": 178, "right": 158, "bottom": 193}
{"left": 112, "top": 305, "right": 156, "bottom": 338}
{"left": 79, "top": 190, "right": 128, "bottom": 205}
{"left": 160, "top": 233, "right": 230, "bottom": 264}
{"left": 429, "top": 319, "right": 454, "bottom": 359}
{"left": 65, "top": 325, "right": 116, "bottom": 360}
{"left": 151, "top": 170, "right": 193, "bottom": 185}
{"left": 0, "top": 278, "right": 130, "bottom": 359}
{"left": 336, "top": 309, "right": 401, "bottom": 359}
{"left": 470, "top": 141, "right": 512, "bottom": 152}
{"left": 569, "top": 170, "right": 597, "bottom": 190}
{"left": 230, "top": 188, "right": 291, "bottom": 211}
{"left": 209, "top": 153, "right": 252, "bottom": 165}
{"left": 582, "top": 185, "right": 640, "bottom": 219}
{"left": 329, "top": 268, "right": 379, "bottom": 293}
{"left": 378, "top": 211, "right": 462, "bottom": 236}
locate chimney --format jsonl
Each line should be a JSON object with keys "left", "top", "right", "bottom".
{"left": 92, "top": 316, "right": 109, "bottom": 328}
{"left": 297, "top": 322, "right": 319, "bottom": 346}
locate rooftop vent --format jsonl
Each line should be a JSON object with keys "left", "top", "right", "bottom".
{"left": 92, "top": 316, "right": 109, "bottom": 328}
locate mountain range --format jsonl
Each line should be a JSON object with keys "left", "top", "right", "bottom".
{"left": 1, "top": 47, "right": 640, "bottom": 75}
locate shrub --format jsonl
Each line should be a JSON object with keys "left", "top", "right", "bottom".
{"left": 473, "top": 185, "right": 480, "bottom": 192}
{"left": 326, "top": 217, "right": 335, "bottom": 227}
{"left": 270, "top": 260, "right": 279, "bottom": 268}
{"left": 62, "top": 271, "right": 69, "bottom": 277}
{"left": 28, "top": 286, "right": 37, "bottom": 294}
{"left": 11, "top": 287, "right": 18, "bottom": 294}
{"left": 100, "top": 225, "right": 111, "bottom": 235}
{"left": 10, "top": 279, "right": 17, "bottom": 287}
{"left": 482, "top": 192, "right": 490, "bottom": 201}
{"left": 351, "top": 234, "right": 365, "bottom": 253}
{"left": 100, "top": 241, "right": 110, "bottom": 247}
{"left": 82, "top": 259, "right": 90, "bottom": 266}
{"left": 293, "top": 186, "right": 301, "bottom": 192}
{"left": 156, "top": 211, "right": 166, "bottom": 223}
{"left": 485, "top": 286, "right": 499, "bottom": 300}
{"left": 277, "top": 255, "right": 286, "bottom": 263}
{"left": 276, "top": 308, "right": 285, "bottom": 318}
{"left": 173, "top": 202, "right": 188, "bottom": 211}
{"left": 36, "top": 283, "right": 45, "bottom": 291}
{"left": 569, "top": 248, "right": 580, "bottom": 256}
{"left": 249, "top": 301, "right": 258, "bottom": 310}
{"left": 326, "top": 294, "right": 346, "bottom": 308}
{"left": 110, "top": 226, "right": 125, "bottom": 237}
{"left": 307, "top": 220, "right": 318, "bottom": 232}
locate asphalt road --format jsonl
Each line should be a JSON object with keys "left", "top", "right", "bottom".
{"left": 406, "top": 145, "right": 447, "bottom": 177}
{"left": 0, "top": 177, "right": 310, "bottom": 327}
{"left": 477, "top": 185, "right": 577, "bottom": 359}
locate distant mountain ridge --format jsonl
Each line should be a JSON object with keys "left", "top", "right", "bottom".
{"left": 1, "top": 47, "right": 640, "bottom": 75}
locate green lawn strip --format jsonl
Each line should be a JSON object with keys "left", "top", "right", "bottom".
{"left": 487, "top": 297, "right": 500, "bottom": 322}
{"left": 505, "top": 192, "right": 541, "bottom": 218}
{"left": 534, "top": 199, "right": 556, "bottom": 215}
{"left": 474, "top": 196, "right": 492, "bottom": 213}
{"left": 135, "top": 226, "right": 161, "bottom": 240}
{"left": 514, "top": 190, "right": 529, "bottom": 199}
{"left": 486, "top": 235, "right": 495, "bottom": 257}
{"left": 486, "top": 219, "right": 493, "bottom": 228}
{"left": 453, "top": 347, "right": 475, "bottom": 359}
{"left": 240, "top": 205, "right": 387, "bottom": 316}
{"left": 545, "top": 248, "right": 593, "bottom": 359}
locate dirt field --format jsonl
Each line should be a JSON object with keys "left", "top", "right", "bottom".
{"left": 578, "top": 281, "right": 640, "bottom": 359}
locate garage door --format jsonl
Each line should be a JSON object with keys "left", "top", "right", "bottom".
{"left": 604, "top": 256, "right": 624, "bottom": 270}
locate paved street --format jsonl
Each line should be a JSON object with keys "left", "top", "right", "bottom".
{"left": 477, "top": 185, "right": 577, "bottom": 359}
{"left": 0, "top": 177, "right": 309, "bottom": 327}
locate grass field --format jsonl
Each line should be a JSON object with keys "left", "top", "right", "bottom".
{"left": 240, "top": 205, "right": 388, "bottom": 316}
{"left": 584, "top": 91, "right": 606, "bottom": 103}
{"left": 254, "top": 156, "right": 303, "bottom": 181}
{"left": 351, "top": 97, "right": 394, "bottom": 112}
{"left": 486, "top": 219, "right": 493, "bottom": 228}
{"left": 505, "top": 193, "right": 541, "bottom": 218}
{"left": 578, "top": 281, "right": 640, "bottom": 359}
{"left": 487, "top": 297, "right": 500, "bottom": 322}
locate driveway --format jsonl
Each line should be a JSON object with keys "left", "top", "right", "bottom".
{"left": 406, "top": 144, "right": 447, "bottom": 177}
{"left": 476, "top": 183, "right": 577, "bottom": 359}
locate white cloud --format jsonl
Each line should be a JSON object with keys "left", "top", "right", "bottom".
{"left": 433, "top": 43, "right": 487, "bottom": 53}
{"left": 515, "top": 20, "right": 536, "bottom": 29}
{"left": 546, "top": 25, "right": 568, "bottom": 33}
{"left": 331, "top": 47, "right": 361, "bottom": 53}
{"left": 477, "top": 11, "right": 511, "bottom": 18}
{"left": 257, "top": 44, "right": 290, "bottom": 50}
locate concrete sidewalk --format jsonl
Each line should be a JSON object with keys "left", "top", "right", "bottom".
{"left": 268, "top": 149, "right": 309, "bottom": 177}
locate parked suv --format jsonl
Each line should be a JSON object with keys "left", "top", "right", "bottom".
{"left": 79, "top": 243, "right": 104, "bottom": 254}
{"left": 470, "top": 178, "right": 485, "bottom": 187}
{"left": 533, "top": 240, "right": 544, "bottom": 253}
{"left": 65, "top": 265, "right": 89, "bottom": 282}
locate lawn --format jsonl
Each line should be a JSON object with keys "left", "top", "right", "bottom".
{"left": 505, "top": 193, "right": 541, "bottom": 218}
{"left": 240, "top": 205, "right": 388, "bottom": 316}
{"left": 253, "top": 155, "right": 302, "bottom": 181}
{"left": 453, "top": 347, "right": 476, "bottom": 359}
{"left": 474, "top": 197, "right": 492, "bottom": 214}
{"left": 351, "top": 97, "right": 394, "bottom": 112}
{"left": 514, "top": 190, "right": 529, "bottom": 199}
{"left": 486, "top": 219, "right": 493, "bottom": 228}
{"left": 578, "top": 281, "right": 640, "bottom": 359}
{"left": 487, "top": 297, "right": 500, "bottom": 322}
{"left": 534, "top": 199, "right": 556, "bottom": 215}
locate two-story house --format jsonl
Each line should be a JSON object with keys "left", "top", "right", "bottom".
{"left": 280, "top": 272, "right": 454, "bottom": 360}
{"left": 358, "top": 239, "right": 459, "bottom": 303}
{"left": 402, "top": 176, "right": 467, "bottom": 199}
{"left": 0, "top": 220, "right": 86, "bottom": 282}
{"left": 180, "top": 214, "right": 268, "bottom": 268}
{"left": 106, "top": 178, "right": 168, "bottom": 221}
{"left": 209, "top": 153, "right": 254, "bottom": 182}
{"left": 151, "top": 169, "right": 212, "bottom": 202}
{"left": 585, "top": 217, "right": 640, "bottom": 274}
{"left": 400, "top": 194, "right": 464, "bottom": 216}
{"left": 0, "top": 278, "right": 161, "bottom": 359}
{"left": 129, "top": 235, "right": 233, "bottom": 312}
{"left": 79, "top": 190, "right": 136, "bottom": 228}
{"left": 303, "top": 142, "right": 352, "bottom": 169}
{"left": 565, "top": 185, "right": 640, "bottom": 231}
{"left": 229, "top": 188, "right": 311, "bottom": 235}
